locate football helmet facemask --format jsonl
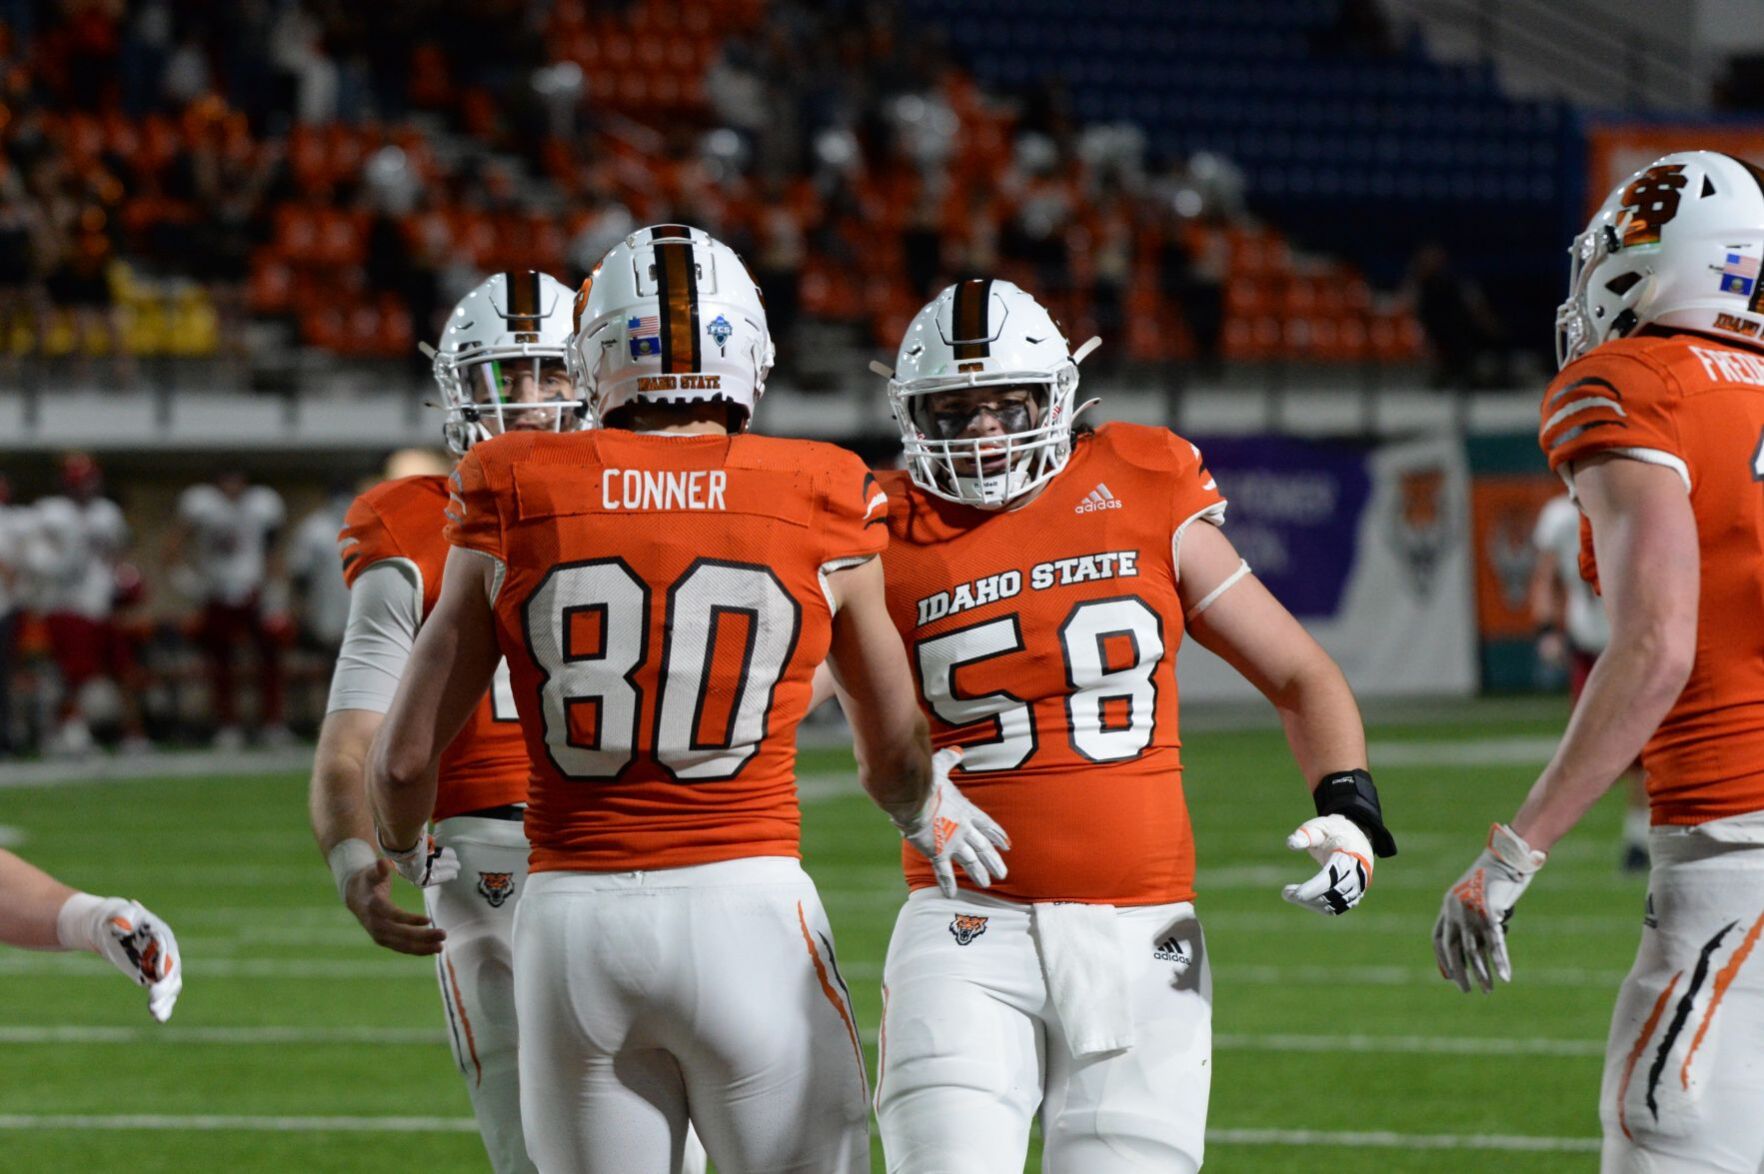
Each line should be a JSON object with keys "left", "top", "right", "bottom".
{"left": 885, "top": 279, "right": 1100, "bottom": 509}
{"left": 568, "top": 224, "right": 774, "bottom": 430}
{"left": 1557, "top": 150, "right": 1764, "bottom": 368}
{"left": 433, "top": 270, "right": 585, "bottom": 455}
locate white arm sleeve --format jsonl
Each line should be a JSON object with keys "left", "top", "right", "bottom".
{"left": 325, "top": 560, "right": 423, "bottom": 715}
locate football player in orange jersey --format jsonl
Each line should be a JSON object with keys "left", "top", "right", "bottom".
{"left": 367, "top": 226, "right": 1006, "bottom": 1174}
{"left": 863, "top": 279, "right": 1395, "bottom": 1173}
{"left": 1435, "top": 150, "right": 1764, "bottom": 1171}
{"left": 307, "top": 270, "right": 605, "bottom": 1174}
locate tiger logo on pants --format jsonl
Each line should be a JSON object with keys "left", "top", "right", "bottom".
{"left": 948, "top": 913, "right": 989, "bottom": 946}
{"left": 477, "top": 871, "right": 515, "bottom": 908}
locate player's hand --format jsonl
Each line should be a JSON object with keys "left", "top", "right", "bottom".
{"left": 1433, "top": 822, "right": 1547, "bottom": 993}
{"left": 378, "top": 829, "right": 459, "bottom": 889}
{"left": 91, "top": 898, "right": 182, "bottom": 1022}
{"left": 894, "top": 748, "right": 1011, "bottom": 898}
{"left": 1281, "top": 815, "right": 1375, "bottom": 915}
{"left": 344, "top": 858, "right": 447, "bottom": 956}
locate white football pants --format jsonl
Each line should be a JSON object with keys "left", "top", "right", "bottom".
{"left": 514, "top": 856, "right": 868, "bottom": 1174}
{"left": 1600, "top": 819, "right": 1764, "bottom": 1173}
{"left": 429, "top": 815, "right": 708, "bottom": 1174}
{"left": 876, "top": 889, "right": 1212, "bottom": 1173}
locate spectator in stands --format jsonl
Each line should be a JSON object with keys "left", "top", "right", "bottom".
{"left": 288, "top": 482, "right": 351, "bottom": 657}
{"left": 34, "top": 453, "right": 149, "bottom": 756}
{"left": 164, "top": 469, "right": 290, "bottom": 749}
{"left": 1405, "top": 241, "right": 1511, "bottom": 390}
{"left": 41, "top": 184, "right": 130, "bottom": 384}
{"left": 0, "top": 170, "right": 47, "bottom": 378}
{"left": 0, "top": 473, "right": 21, "bottom": 756}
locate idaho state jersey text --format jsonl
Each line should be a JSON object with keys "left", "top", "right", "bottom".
{"left": 877, "top": 423, "right": 1227, "bottom": 905}
{"left": 338, "top": 476, "right": 528, "bottom": 821}
{"left": 445, "top": 430, "right": 885, "bottom": 872}
{"left": 1541, "top": 331, "right": 1764, "bottom": 825}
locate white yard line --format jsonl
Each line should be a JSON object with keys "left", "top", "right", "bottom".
{"left": 0, "top": 955, "right": 431, "bottom": 979}
{"left": 0, "top": 1114, "right": 1600, "bottom": 1151}
{"left": 0, "top": 1025, "right": 446, "bottom": 1044}
{"left": 0, "top": 1022, "right": 1604, "bottom": 1059}
{"left": 1212, "top": 1032, "right": 1603, "bottom": 1057}
{"left": 0, "top": 952, "right": 1627, "bottom": 987}
{"left": 1209, "top": 1128, "right": 1599, "bottom": 1152}
{"left": 1367, "top": 735, "right": 1560, "bottom": 767}
{"left": 0, "top": 1114, "right": 479, "bottom": 1133}
{"left": 0, "top": 749, "right": 311, "bottom": 788}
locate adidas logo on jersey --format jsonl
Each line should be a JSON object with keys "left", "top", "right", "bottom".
{"left": 1075, "top": 483, "right": 1123, "bottom": 514}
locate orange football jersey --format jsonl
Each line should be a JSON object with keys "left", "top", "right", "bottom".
{"left": 339, "top": 476, "right": 529, "bottom": 822}
{"left": 444, "top": 429, "right": 886, "bottom": 873}
{"left": 1540, "top": 331, "right": 1764, "bottom": 825}
{"left": 877, "top": 422, "right": 1227, "bottom": 905}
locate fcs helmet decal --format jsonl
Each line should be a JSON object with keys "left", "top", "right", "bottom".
{"left": 432, "top": 270, "right": 585, "bottom": 455}
{"left": 884, "top": 279, "right": 1101, "bottom": 509}
{"left": 567, "top": 224, "right": 774, "bottom": 430}
{"left": 1557, "top": 150, "right": 1764, "bottom": 368}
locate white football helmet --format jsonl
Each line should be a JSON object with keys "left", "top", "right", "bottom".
{"left": 432, "top": 271, "right": 585, "bottom": 454}
{"left": 1557, "top": 150, "right": 1764, "bottom": 368}
{"left": 885, "top": 279, "right": 1099, "bottom": 509}
{"left": 568, "top": 224, "right": 773, "bottom": 429}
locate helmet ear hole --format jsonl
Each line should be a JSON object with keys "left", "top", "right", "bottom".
{"left": 1604, "top": 272, "right": 1643, "bottom": 296}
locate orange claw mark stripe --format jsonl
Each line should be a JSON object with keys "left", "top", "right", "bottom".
{"left": 797, "top": 901, "right": 865, "bottom": 1087}
{"left": 444, "top": 952, "right": 483, "bottom": 1087}
{"left": 1679, "top": 907, "right": 1764, "bottom": 1090}
{"left": 1617, "top": 972, "right": 1681, "bottom": 1141}
{"left": 1451, "top": 869, "right": 1488, "bottom": 919}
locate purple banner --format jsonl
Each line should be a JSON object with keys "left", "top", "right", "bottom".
{"left": 1191, "top": 436, "right": 1372, "bottom": 619}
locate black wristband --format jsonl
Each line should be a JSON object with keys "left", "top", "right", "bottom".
{"left": 1313, "top": 768, "right": 1397, "bottom": 858}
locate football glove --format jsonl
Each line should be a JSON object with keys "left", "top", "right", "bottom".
{"left": 1433, "top": 822, "right": 1548, "bottom": 993}
{"left": 377, "top": 829, "right": 459, "bottom": 889}
{"left": 893, "top": 748, "right": 1011, "bottom": 899}
{"left": 60, "top": 895, "right": 182, "bottom": 1022}
{"left": 1281, "top": 815, "right": 1375, "bottom": 915}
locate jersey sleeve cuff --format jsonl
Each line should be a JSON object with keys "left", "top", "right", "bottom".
{"left": 1560, "top": 446, "right": 1691, "bottom": 501}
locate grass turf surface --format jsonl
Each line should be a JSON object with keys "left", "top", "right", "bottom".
{"left": 0, "top": 697, "right": 1630, "bottom": 1171}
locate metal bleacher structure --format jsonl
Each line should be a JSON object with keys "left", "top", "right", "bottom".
{"left": 3, "top": 0, "right": 1696, "bottom": 453}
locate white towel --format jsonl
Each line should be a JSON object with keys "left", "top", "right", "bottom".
{"left": 1032, "top": 901, "right": 1134, "bottom": 1058}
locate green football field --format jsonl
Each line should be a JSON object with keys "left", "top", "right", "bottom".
{"left": 0, "top": 697, "right": 1634, "bottom": 1172}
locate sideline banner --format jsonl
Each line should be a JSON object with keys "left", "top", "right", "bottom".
{"left": 1465, "top": 433, "right": 1568, "bottom": 692}
{"left": 1178, "top": 434, "right": 1476, "bottom": 701}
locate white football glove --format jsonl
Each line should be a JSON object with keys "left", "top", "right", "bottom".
{"left": 893, "top": 748, "right": 1011, "bottom": 899}
{"left": 1434, "top": 822, "right": 1548, "bottom": 993}
{"left": 378, "top": 829, "right": 459, "bottom": 889}
{"left": 60, "top": 895, "right": 182, "bottom": 1022}
{"left": 1282, "top": 814, "right": 1375, "bottom": 915}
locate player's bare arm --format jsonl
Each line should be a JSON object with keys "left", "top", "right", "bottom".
{"left": 1436, "top": 457, "right": 1697, "bottom": 992}
{"left": 1181, "top": 522, "right": 1366, "bottom": 779}
{"left": 0, "top": 848, "right": 181, "bottom": 1022}
{"left": 1179, "top": 519, "right": 1394, "bottom": 914}
{"left": 824, "top": 554, "right": 1009, "bottom": 896}
{"left": 309, "top": 709, "right": 446, "bottom": 956}
{"left": 1510, "top": 456, "right": 1697, "bottom": 851}
{"left": 368, "top": 546, "right": 502, "bottom": 857}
